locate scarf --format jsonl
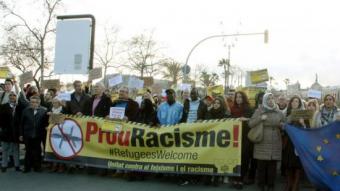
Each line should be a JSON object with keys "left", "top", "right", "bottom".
{"left": 320, "top": 106, "right": 337, "bottom": 126}
{"left": 262, "top": 93, "right": 277, "bottom": 112}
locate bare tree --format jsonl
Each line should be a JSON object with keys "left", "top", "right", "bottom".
{"left": 95, "top": 26, "right": 125, "bottom": 87}
{"left": 161, "top": 59, "right": 183, "bottom": 85}
{"left": 123, "top": 32, "right": 162, "bottom": 78}
{"left": 200, "top": 70, "right": 219, "bottom": 87}
{"left": 0, "top": 0, "right": 62, "bottom": 89}
{"left": 0, "top": 34, "right": 50, "bottom": 86}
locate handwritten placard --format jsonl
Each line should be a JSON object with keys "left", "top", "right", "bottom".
{"left": 88, "top": 67, "right": 102, "bottom": 81}
{"left": 142, "top": 77, "right": 154, "bottom": 87}
{"left": 57, "top": 92, "right": 71, "bottom": 101}
{"left": 108, "top": 75, "right": 123, "bottom": 87}
{"left": 291, "top": 110, "right": 314, "bottom": 121}
{"left": 179, "top": 83, "right": 192, "bottom": 91}
{"left": 128, "top": 77, "right": 144, "bottom": 89}
{"left": 109, "top": 107, "right": 126, "bottom": 119}
{"left": 19, "top": 71, "right": 33, "bottom": 85}
{"left": 42, "top": 79, "right": 60, "bottom": 89}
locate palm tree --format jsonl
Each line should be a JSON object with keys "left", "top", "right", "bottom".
{"left": 200, "top": 70, "right": 219, "bottom": 87}
{"left": 218, "top": 58, "right": 230, "bottom": 94}
{"left": 161, "top": 59, "right": 183, "bottom": 85}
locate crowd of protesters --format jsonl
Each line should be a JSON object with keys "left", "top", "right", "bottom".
{"left": 1, "top": 78, "right": 339, "bottom": 191}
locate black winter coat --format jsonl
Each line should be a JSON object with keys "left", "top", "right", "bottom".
{"left": 0, "top": 102, "right": 26, "bottom": 142}
{"left": 112, "top": 98, "right": 139, "bottom": 122}
{"left": 83, "top": 94, "right": 112, "bottom": 117}
{"left": 65, "top": 92, "right": 91, "bottom": 115}
{"left": 20, "top": 106, "right": 49, "bottom": 139}
{"left": 181, "top": 99, "right": 208, "bottom": 122}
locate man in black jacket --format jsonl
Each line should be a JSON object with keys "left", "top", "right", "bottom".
{"left": 65, "top": 80, "right": 90, "bottom": 115}
{"left": 0, "top": 91, "right": 25, "bottom": 172}
{"left": 112, "top": 86, "right": 139, "bottom": 122}
{"left": 19, "top": 95, "right": 49, "bottom": 173}
{"left": 181, "top": 88, "right": 208, "bottom": 123}
{"left": 82, "top": 82, "right": 112, "bottom": 118}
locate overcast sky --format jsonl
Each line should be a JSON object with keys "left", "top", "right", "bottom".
{"left": 2, "top": 0, "right": 340, "bottom": 89}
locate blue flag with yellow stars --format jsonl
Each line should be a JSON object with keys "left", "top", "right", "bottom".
{"left": 285, "top": 121, "right": 340, "bottom": 191}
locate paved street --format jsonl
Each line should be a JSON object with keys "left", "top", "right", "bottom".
{"left": 0, "top": 167, "right": 315, "bottom": 191}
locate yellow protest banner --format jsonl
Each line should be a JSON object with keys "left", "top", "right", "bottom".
{"left": 0, "top": 67, "right": 13, "bottom": 79}
{"left": 207, "top": 85, "right": 224, "bottom": 97}
{"left": 250, "top": 69, "right": 269, "bottom": 84}
{"left": 45, "top": 116, "right": 242, "bottom": 176}
{"left": 238, "top": 87, "right": 265, "bottom": 107}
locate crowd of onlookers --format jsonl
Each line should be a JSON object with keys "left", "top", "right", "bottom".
{"left": 0, "top": 78, "right": 339, "bottom": 191}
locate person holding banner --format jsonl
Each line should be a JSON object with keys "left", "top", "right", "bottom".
{"left": 157, "top": 89, "right": 183, "bottom": 126}
{"left": 230, "top": 91, "right": 253, "bottom": 189}
{"left": 64, "top": 80, "right": 90, "bottom": 115}
{"left": 283, "top": 96, "right": 309, "bottom": 191}
{"left": 249, "top": 93, "right": 285, "bottom": 191}
{"left": 111, "top": 87, "right": 139, "bottom": 122}
{"left": 181, "top": 88, "right": 208, "bottom": 123}
{"left": 138, "top": 91, "right": 157, "bottom": 126}
{"left": 204, "top": 96, "right": 229, "bottom": 186}
{"left": 82, "top": 82, "right": 112, "bottom": 176}
{"left": 47, "top": 98, "right": 67, "bottom": 173}
{"left": 83, "top": 82, "right": 112, "bottom": 118}
{"left": 0, "top": 91, "right": 25, "bottom": 172}
{"left": 205, "top": 96, "right": 229, "bottom": 120}
{"left": 19, "top": 95, "right": 49, "bottom": 173}
{"left": 313, "top": 94, "right": 340, "bottom": 128}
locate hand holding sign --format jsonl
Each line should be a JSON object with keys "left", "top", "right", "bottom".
{"left": 109, "top": 107, "right": 126, "bottom": 119}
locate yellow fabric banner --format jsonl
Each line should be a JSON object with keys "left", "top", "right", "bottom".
{"left": 45, "top": 116, "right": 242, "bottom": 176}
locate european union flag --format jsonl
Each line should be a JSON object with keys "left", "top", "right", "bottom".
{"left": 285, "top": 122, "right": 340, "bottom": 191}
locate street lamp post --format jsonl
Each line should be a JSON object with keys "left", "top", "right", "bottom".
{"left": 184, "top": 30, "right": 268, "bottom": 93}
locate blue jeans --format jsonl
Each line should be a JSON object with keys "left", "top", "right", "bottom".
{"left": 1, "top": 142, "right": 20, "bottom": 168}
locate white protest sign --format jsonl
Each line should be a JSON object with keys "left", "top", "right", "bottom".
{"left": 308, "top": 89, "right": 322, "bottom": 99}
{"left": 57, "top": 92, "right": 71, "bottom": 101}
{"left": 128, "top": 77, "right": 144, "bottom": 89}
{"left": 108, "top": 75, "right": 123, "bottom": 87}
{"left": 179, "top": 83, "right": 192, "bottom": 91}
{"left": 109, "top": 107, "right": 126, "bottom": 119}
{"left": 161, "top": 89, "right": 167, "bottom": 97}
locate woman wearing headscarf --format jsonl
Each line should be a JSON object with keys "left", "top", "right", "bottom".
{"left": 249, "top": 93, "right": 285, "bottom": 191}
{"left": 283, "top": 96, "right": 309, "bottom": 191}
{"left": 230, "top": 91, "right": 253, "bottom": 189}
